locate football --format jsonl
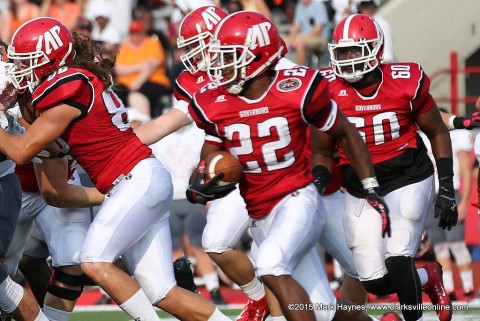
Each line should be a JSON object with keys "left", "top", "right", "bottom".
{"left": 0, "top": 62, "right": 17, "bottom": 110}
{"left": 204, "top": 151, "right": 243, "bottom": 185}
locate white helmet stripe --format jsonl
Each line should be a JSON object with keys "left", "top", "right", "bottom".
{"left": 342, "top": 14, "right": 358, "bottom": 39}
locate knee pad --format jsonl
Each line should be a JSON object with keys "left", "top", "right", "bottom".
{"left": 433, "top": 242, "right": 450, "bottom": 260}
{"left": 47, "top": 268, "right": 84, "bottom": 301}
{"left": 449, "top": 241, "right": 472, "bottom": 266}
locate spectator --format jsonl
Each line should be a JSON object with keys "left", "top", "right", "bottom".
{"left": 74, "top": 17, "right": 93, "bottom": 38}
{"left": 239, "top": 0, "right": 272, "bottom": 19}
{"left": 83, "top": 0, "right": 133, "bottom": 39}
{"left": 114, "top": 20, "right": 171, "bottom": 118}
{"left": 285, "top": 0, "right": 330, "bottom": 67}
{"left": 0, "top": 0, "right": 39, "bottom": 43}
{"left": 356, "top": 0, "right": 394, "bottom": 62}
{"left": 331, "top": 0, "right": 357, "bottom": 26}
{"left": 90, "top": 5, "right": 122, "bottom": 54}
{"left": 40, "top": 0, "right": 82, "bottom": 31}
{"left": 424, "top": 111, "right": 475, "bottom": 300}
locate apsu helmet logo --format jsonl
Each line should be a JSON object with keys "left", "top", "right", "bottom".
{"left": 247, "top": 22, "right": 272, "bottom": 50}
{"left": 38, "top": 26, "right": 64, "bottom": 55}
{"left": 200, "top": 6, "right": 224, "bottom": 31}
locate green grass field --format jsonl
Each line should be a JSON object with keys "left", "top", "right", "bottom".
{"left": 68, "top": 304, "right": 480, "bottom": 321}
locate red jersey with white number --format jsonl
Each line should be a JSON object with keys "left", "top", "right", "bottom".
{"left": 320, "top": 63, "right": 435, "bottom": 165}
{"left": 189, "top": 67, "right": 338, "bottom": 218}
{"left": 32, "top": 67, "right": 152, "bottom": 193}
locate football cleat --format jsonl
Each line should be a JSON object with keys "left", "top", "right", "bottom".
{"left": 236, "top": 295, "right": 269, "bottom": 321}
{"left": 209, "top": 288, "right": 227, "bottom": 305}
{"left": 0, "top": 308, "right": 11, "bottom": 321}
{"left": 422, "top": 262, "right": 452, "bottom": 321}
{"left": 380, "top": 311, "right": 402, "bottom": 321}
{"left": 173, "top": 256, "right": 199, "bottom": 294}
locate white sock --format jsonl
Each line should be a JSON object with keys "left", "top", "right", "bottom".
{"left": 239, "top": 277, "right": 265, "bottom": 301}
{"left": 118, "top": 289, "right": 160, "bottom": 321}
{"left": 207, "top": 307, "right": 231, "bottom": 321}
{"left": 203, "top": 272, "right": 220, "bottom": 292}
{"left": 460, "top": 269, "right": 474, "bottom": 290}
{"left": 43, "top": 305, "right": 71, "bottom": 321}
{"left": 443, "top": 271, "right": 454, "bottom": 292}
{"left": 34, "top": 310, "right": 49, "bottom": 321}
{"left": 272, "top": 317, "right": 288, "bottom": 321}
{"left": 417, "top": 268, "right": 428, "bottom": 286}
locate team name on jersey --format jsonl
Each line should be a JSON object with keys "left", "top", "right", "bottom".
{"left": 239, "top": 107, "right": 269, "bottom": 118}
{"left": 355, "top": 104, "right": 382, "bottom": 111}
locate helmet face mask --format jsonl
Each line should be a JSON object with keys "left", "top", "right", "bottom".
{"left": 328, "top": 14, "right": 383, "bottom": 83}
{"left": 7, "top": 17, "right": 75, "bottom": 91}
{"left": 177, "top": 6, "right": 228, "bottom": 74}
{"left": 207, "top": 11, "right": 283, "bottom": 95}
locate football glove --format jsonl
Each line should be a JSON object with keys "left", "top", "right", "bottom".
{"left": 452, "top": 112, "right": 480, "bottom": 130}
{"left": 186, "top": 161, "right": 236, "bottom": 205}
{"left": 312, "top": 165, "right": 331, "bottom": 195}
{"left": 362, "top": 177, "right": 391, "bottom": 238}
{"left": 435, "top": 158, "right": 458, "bottom": 230}
{"left": 435, "top": 177, "right": 458, "bottom": 230}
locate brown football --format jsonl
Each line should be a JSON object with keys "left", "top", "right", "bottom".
{"left": 204, "top": 151, "right": 243, "bottom": 185}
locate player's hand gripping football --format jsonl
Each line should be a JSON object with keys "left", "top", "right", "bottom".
{"left": 362, "top": 177, "right": 391, "bottom": 238}
{"left": 435, "top": 176, "right": 458, "bottom": 230}
{"left": 186, "top": 160, "right": 236, "bottom": 205}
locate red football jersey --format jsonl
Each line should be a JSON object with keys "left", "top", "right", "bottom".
{"left": 174, "top": 69, "right": 210, "bottom": 104}
{"left": 189, "top": 67, "right": 337, "bottom": 218}
{"left": 32, "top": 67, "right": 152, "bottom": 193}
{"left": 320, "top": 62, "right": 435, "bottom": 165}
{"left": 15, "top": 158, "right": 78, "bottom": 193}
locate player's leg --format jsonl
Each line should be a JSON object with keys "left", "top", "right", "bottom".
{"left": 80, "top": 159, "right": 169, "bottom": 320}
{"left": 445, "top": 191, "right": 474, "bottom": 297}
{"left": 181, "top": 200, "right": 225, "bottom": 304}
{"left": 384, "top": 176, "right": 438, "bottom": 321}
{"left": 123, "top": 215, "right": 228, "bottom": 320}
{"left": 0, "top": 174, "right": 48, "bottom": 321}
{"left": 203, "top": 189, "right": 268, "bottom": 319}
{"left": 80, "top": 159, "right": 229, "bottom": 321}
{"left": 253, "top": 184, "right": 324, "bottom": 321}
{"left": 320, "top": 190, "right": 367, "bottom": 305}
{"left": 18, "top": 224, "right": 51, "bottom": 306}
{"left": 36, "top": 203, "right": 90, "bottom": 321}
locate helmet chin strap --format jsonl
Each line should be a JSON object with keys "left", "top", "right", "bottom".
{"left": 227, "top": 79, "right": 245, "bottom": 95}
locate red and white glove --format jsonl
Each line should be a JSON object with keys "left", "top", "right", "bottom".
{"left": 362, "top": 177, "right": 391, "bottom": 238}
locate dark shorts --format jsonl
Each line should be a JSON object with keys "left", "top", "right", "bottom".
{"left": 0, "top": 173, "right": 22, "bottom": 257}
{"left": 169, "top": 199, "right": 206, "bottom": 249}
{"left": 425, "top": 191, "right": 465, "bottom": 243}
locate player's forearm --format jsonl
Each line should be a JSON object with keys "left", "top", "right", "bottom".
{"left": 134, "top": 108, "right": 191, "bottom": 145}
{"left": 0, "top": 129, "right": 36, "bottom": 164}
{"left": 43, "top": 184, "right": 104, "bottom": 208}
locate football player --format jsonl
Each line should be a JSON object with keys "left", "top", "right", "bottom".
{"left": 0, "top": 42, "right": 48, "bottom": 320}
{"left": 1, "top": 17, "right": 230, "bottom": 321}
{"left": 314, "top": 14, "right": 456, "bottom": 321}
{"left": 135, "top": 6, "right": 273, "bottom": 320}
{"left": 187, "top": 11, "right": 387, "bottom": 321}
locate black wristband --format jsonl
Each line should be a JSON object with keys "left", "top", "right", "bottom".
{"left": 452, "top": 116, "right": 465, "bottom": 129}
{"left": 436, "top": 157, "right": 454, "bottom": 179}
